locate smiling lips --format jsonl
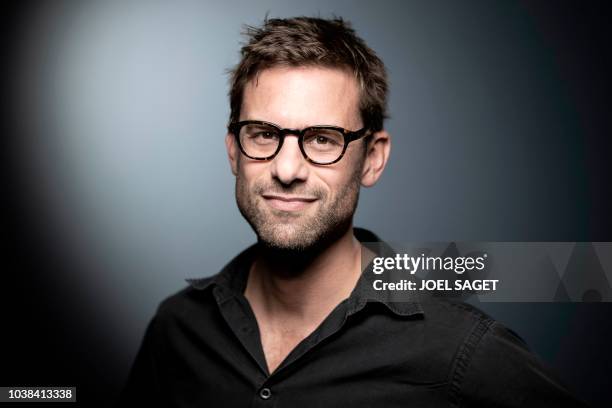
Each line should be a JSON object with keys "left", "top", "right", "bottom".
{"left": 261, "top": 194, "right": 318, "bottom": 212}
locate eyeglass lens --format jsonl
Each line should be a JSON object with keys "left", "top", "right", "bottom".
{"left": 239, "top": 123, "right": 345, "bottom": 164}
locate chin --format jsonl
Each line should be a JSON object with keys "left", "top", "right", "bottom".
{"left": 258, "top": 225, "right": 318, "bottom": 252}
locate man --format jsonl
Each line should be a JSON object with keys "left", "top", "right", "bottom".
{"left": 119, "top": 17, "right": 586, "bottom": 407}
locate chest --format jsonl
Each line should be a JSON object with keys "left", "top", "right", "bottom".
{"left": 167, "top": 311, "right": 452, "bottom": 407}
{"left": 258, "top": 323, "right": 313, "bottom": 374}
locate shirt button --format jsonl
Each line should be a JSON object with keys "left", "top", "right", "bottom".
{"left": 259, "top": 387, "right": 272, "bottom": 400}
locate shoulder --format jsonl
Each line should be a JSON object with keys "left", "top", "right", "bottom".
{"left": 149, "top": 243, "right": 256, "bottom": 332}
{"left": 416, "top": 298, "right": 533, "bottom": 351}
{"left": 417, "top": 297, "right": 501, "bottom": 344}
{"left": 153, "top": 275, "right": 219, "bottom": 325}
{"left": 417, "top": 298, "right": 531, "bottom": 370}
{"left": 399, "top": 298, "right": 528, "bottom": 384}
{"left": 417, "top": 299, "right": 587, "bottom": 407}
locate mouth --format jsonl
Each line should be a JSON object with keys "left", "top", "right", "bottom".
{"left": 261, "top": 194, "right": 318, "bottom": 212}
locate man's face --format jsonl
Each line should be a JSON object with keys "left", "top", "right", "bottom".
{"left": 227, "top": 66, "right": 366, "bottom": 251}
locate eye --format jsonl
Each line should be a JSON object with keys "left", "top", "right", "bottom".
{"left": 254, "top": 131, "right": 277, "bottom": 139}
{"left": 247, "top": 130, "right": 279, "bottom": 145}
{"left": 315, "top": 135, "right": 331, "bottom": 144}
{"left": 305, "top": 133, "right": 342, "bottom": 146}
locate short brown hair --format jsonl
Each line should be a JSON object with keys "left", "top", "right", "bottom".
{"left": 228, "top": 16, "right": 389, "bottom": 131}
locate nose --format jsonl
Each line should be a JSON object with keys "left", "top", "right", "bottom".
{"left": 269, "top": 134, "right": 309, "bottom": 185}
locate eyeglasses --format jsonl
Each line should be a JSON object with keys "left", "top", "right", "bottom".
{"left": 228, "top": 120, "right": 371, "bottom": 165}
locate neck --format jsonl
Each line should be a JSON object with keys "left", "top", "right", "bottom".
{"left": 244, "top": 226, "right": 364, "bottom": 325}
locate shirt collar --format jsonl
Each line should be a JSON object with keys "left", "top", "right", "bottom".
{"left": 186, "top": 227, "right": 424, "bottom": 318}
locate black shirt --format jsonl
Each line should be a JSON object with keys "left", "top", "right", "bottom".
{"left": 118, "top": 228, "right": 586, "bottom": 407}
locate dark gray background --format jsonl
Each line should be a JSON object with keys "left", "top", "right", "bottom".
{"left": 2, "top": 0, "right": 611, "bottom": 406}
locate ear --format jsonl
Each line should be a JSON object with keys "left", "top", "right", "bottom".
{"left": 361, "top": 130, "right": 391, "bottom": 187}
{"left": 225, "top": 132, "right": 239, "bottom": 176}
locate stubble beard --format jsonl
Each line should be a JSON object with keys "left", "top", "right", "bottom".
{"left": 235, "top": 161, "right": 363, "bottom": 257}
